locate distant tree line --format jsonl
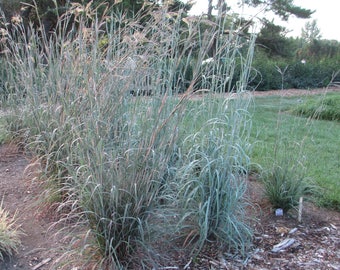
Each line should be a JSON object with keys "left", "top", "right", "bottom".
{"left": 1, "top": 0, "right": 339, "bottom": 91}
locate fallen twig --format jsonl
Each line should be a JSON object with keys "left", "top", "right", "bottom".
{"left": 32, "top": 258, "right": 52, "bottom": 270}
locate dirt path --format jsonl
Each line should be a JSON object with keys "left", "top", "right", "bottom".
{"left": 188, "top": 86, "right": 340, "bottom": 99}
{"left": 252, "top": 87, "right": 340, "bottom": 97}
{"left": 0, "top": 88, "right": 339, "bottom": 269}
{"left": 0, "top": 144, "right": 66, "bottom": 270}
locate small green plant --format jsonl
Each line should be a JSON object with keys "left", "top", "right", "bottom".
{"left": 0, "top": 201, "right": 23, "bottom": 261}
{"left": 261, "top": 161, "right": 313, "bottom": 212}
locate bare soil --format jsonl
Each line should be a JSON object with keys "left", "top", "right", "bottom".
{"left": 0, "top": 144, "right": 71, "bottom": 270}
{"left": 0, "top": 88, "right": 339, "bottom": 269}
{"left": 251, "top": 86, "right": 340, "bottom": 97}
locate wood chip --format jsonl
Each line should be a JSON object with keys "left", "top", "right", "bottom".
{"left": 272, "top": 238, "right": 295, "bottom": 253}
{"left": 289, "top": 228, "right": 298, "bottom": 234}
{"left": 32, "top": 258, "right": 52, "bottom": 270}
{"left": 329, "top": 223, "right": 337, "bottom": 230}
{"left": 276, "top": 226, "right": 290, "bottom": 234}
{"left": 183, "top": 259, "right": 192, "bottom": 269}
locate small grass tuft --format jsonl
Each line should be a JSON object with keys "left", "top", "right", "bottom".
{"left": 0, "top": 201, "right": 23, "bottom": 261}
{"left": 0, "top": 117, "right": 10, "bottom": 146}
{"left": 261, "top": 162, "right": 315, "bottom": 212}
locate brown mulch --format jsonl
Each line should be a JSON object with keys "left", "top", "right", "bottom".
{"left": 169, "top": 176, "right": 339, "bottom": 270}
{"left": 252, "top": 87, "right": 340, "bottom": 97}
{"left": 187, "top": 86, "right": 340, "bottom": 100}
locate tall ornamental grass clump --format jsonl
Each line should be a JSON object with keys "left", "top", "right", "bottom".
{"left": 177, "top": 95, "right": 254, "bottom": 255}
{"left": 1, "top": 3, "right": 255, "bottom": 268}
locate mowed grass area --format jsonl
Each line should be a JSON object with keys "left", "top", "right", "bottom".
{"left": 250, "top": 92, "right": 340, "bottom": 209}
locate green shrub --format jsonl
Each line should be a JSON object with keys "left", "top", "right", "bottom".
{"left": 248, "top": 53, "right": 283, "bottom": 91}
{"left": 248, "top": 50, "right": 340, "bottom": 91}
{"left": 286, "top": 61, "right": 336, "bottom": 89}
{"left": 291, "top": 94, "right": 340, "bottom": 121}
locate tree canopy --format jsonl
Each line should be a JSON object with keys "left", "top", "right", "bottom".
{"left": 243, "top": 0, "right": 314, "bottom": 20}
{"left": 301, "top": 19, "right": 322, "bottom": 43}
{"left": 256, "top": 19, "right": 294, "bottom": 57}
{"left": 0, "top": 0, "right": 194, "bottom": 40}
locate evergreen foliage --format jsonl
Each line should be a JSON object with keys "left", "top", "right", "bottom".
{"left": 244, "top": 0, "right": 314, "bottom": 20}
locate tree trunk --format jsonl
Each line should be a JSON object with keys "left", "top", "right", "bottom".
{"left": 208, "top": 0, "right": 213, "bottom": 20}
{"left": 217, "top": 0, "right": 227, "bottom": 16}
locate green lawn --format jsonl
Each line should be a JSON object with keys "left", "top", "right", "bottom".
{"left": 250, "top": 92, "right": 340, "bottom": 209}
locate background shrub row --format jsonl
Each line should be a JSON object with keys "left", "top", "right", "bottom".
{"left": 248, "top": 56, "right": 340, "bottom": 91}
